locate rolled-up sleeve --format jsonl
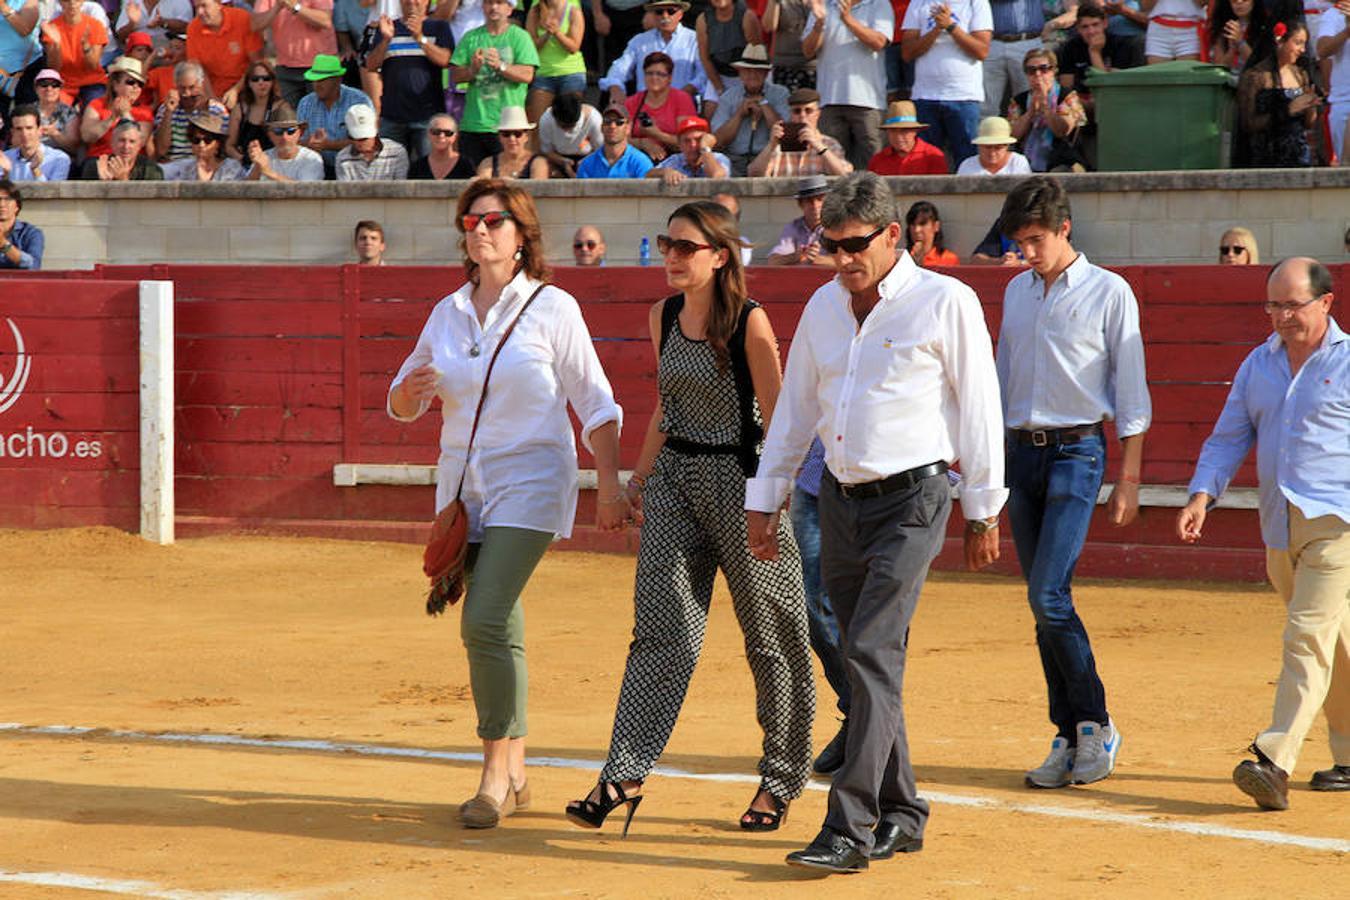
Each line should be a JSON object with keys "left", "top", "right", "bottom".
{"left": 945, "top": 287, "right": 1008, "bottom": 521}
{"left": 552, "top": 290, "right": 622, "bottom": 453}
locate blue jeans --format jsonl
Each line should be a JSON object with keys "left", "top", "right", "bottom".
{"left": 913, "top": 99, "right": 980, "bottom": 173}
{"left": 791, "top": 486, "right": 851, "bottom": 716}
{"left": 379, "top": 117, "right": 430, "bottom": 161}
{"left": 1006, "top": 433, "right": 1109, "bottom": 741}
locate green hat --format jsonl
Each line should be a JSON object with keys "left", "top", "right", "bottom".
{"left": 304, "top": 54, "right": 346, "bottom": 81}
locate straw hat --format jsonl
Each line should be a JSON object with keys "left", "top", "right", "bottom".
{"left": 732, "top": 44, "right": 773, "bottom": 70}
{"left": 106, "top": 56, "right": 147, "bottom": 84}
{"left": 497, "top": 106, "right": 535, "bottom": 131}
{"left": 971, "top": 116, "right": 1018, "bottom": 146}
{"left": 880, "top": 100, "right": 926, "bottom": 130}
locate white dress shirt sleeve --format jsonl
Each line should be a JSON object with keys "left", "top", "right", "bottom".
{"left": 387, "top": 310, "right": 438, "bottom": 422}
{"left": 746, "top": 300, "right": 824, "bottom": 512}
{"left": 599, "top": 35, "right": 640, "bottom": 92}
{"left": 942, "top": 286, "right": 1008, "bottom": 521}
{"left": 548, "top": 289, "right": 623, "bottom": 452}
{"left": 1105, "top": 281, "right": 1152, "bottom": 438}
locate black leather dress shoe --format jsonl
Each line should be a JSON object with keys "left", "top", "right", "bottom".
{"left": 1310, "top": 765, "right": 1350, "bottom": 791}
{"left": 1233, "top": 748, "right": 1289, "bottom": 810}
{"left": 870, "top": 821, "right": 924, "bottom": 860}
{"left": 812, "top": 720, "right": 848, "bottom": 776}
{"left": 785, "top": 828, "right": 868, "bottom": 874}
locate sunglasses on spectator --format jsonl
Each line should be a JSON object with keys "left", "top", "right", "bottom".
{"left": 574, "top": 240, "right": 598, "bottom": 249}
{"left": 1219, "top": 244, "right": 1248, "bottom": 255}
{"left": 1025, "top": 63, "right": 1054, "bottom": 73}
{"left": 429, "top": 127, "right": 457, "bottom": 137}
{"left": 249, "top": 73, "right": 275, "bottom": 82}
{"left": 270, "top": 126, "right": 300, "bottom": 136}
{"left": 1263, "top": 295, "right": 1323, "bottom": 315}
{"left": 656, "top": 234, "right": 712, "bottom": 258}
{"left": 602, "top": 116, "right": 627, "bottom": 124}
{"left": 820, "top": 225, "right": 887, "bottom": 255}
{"left": 36, "top": 79, "right": 62, "bottom": 88}
{"left": 499, "top": 129, "right": 526, "bottom": 138}
{"left": 652, "top": 7, "right": 680, "bottom": 15}
{"left": 187, "top": 131, "right": 219, "bottom": 144}
{"left": 112, "top": 76, "right": 143, "bottom": 87}
{"left": 461, "top": 210, "right": 514, "bottom": 231}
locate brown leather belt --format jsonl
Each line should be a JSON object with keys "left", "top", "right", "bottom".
{"left": 994, "top": 30, "right": 1041, "bottom": 42}
{"left": 1010, "top": 423, "right": 1104, "bottom": 447}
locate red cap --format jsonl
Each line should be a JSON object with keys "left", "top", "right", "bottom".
{"left": 126, "top": 31, "right": 154, "bottom": 50}
{"left": 676, "top": 115, "right": 710, "bottom": 136}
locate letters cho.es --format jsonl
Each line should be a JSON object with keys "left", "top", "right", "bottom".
{"left": 0, "top": 317, "right": 103, "bottom": 460}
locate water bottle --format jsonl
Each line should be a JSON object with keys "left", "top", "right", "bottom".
{"left": 639, "top": 235, "right": 650, "bottom": 267}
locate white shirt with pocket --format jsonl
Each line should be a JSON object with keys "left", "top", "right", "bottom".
{"left": 388, "top": 272, "right": 623, "bottom": 540}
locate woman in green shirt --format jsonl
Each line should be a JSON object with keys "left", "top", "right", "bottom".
{"left": 524, "top": 0, "right": 586, "bottom": 125}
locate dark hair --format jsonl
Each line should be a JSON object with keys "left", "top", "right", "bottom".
{"left": 551, "top": 92, "right": 582, "bottom": 128}
{"left": 0, "top": 179, "right": 20, "bottom": 213}
{"left": 241, "top": 59, "right": 280, "bottom": 108}
{"left": 8, "top": 103, "right": 40, "bottom": 127}
{"left": 355, "top": 219, "right": 384, "bottom": 240}
{"left": 1269, "top": 257, "right": 1333, "bottom": 299}
{"left": 1247, "top": 14, "right": 1309, "bottom": 72}
{"left": 999, "top": 175, "right": 1072, "bottom": 237}
{"left": 1210, "top": 0, "right": 1268, "bottom": 58}
{"left": 455, "top": 178, "right": 550, "bottom": 286}
{"left": 642, "top": 51, "right": 675, "bottom": 75}
{"left": 905, "top": 201, "right": 946, "bottom": 253}
{"left": 1076, "top": 3, "right": 1107, "bottom": 21}
{"left": 667, "top": 201, "right": 748, "bottom": 374}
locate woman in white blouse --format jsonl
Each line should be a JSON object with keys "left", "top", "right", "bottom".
{"left": 388, "top": 178, "right": 629, "bottom": 830}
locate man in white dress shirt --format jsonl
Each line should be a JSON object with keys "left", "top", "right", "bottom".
{"left": 746, "top": 171, "right": 1007, "bottom": 874}
{"left": 995, "top": 176, "right": 1150, "bottom": 791}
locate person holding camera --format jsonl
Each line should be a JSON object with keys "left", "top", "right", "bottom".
{"left": 710, "top": 44, "right": 789, "bottom": 175}
{"left": 623, "top": 49, "right": 697, "bottom": 162}
{"left": 746, "top": 86, "right": 852, "bottom": 176}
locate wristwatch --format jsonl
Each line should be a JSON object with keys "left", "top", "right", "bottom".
{"left": 419, "top": 34, "right": 432, "bottom": 45}
{"left": 967, "top": 516, "right": 998, "bottom": 534}
{"left": 0, "top": 241, "right": 12, "bottom": 255}
{"left": 944, "top": 22, "right": 956, "bottom": 32}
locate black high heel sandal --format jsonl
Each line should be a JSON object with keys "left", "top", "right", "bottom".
{"left": 565, "top": 781, "right": 644, "bottom": 837}
{"left": 739, "top": 790, "right": 788, "bottom": 832}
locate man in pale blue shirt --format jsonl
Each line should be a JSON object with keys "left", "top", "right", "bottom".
{"left": 2, "top": 105, "right": 71, "bottom": 181}
{"left": 600, "top": 0, "right": 708, "bottom": 107}
{"left": 1179, "top": 257, "right": 1350, "bottom": 810}
{"left": 995, "top": 176, "right": 1150, "bottom": 791}
{"left": 647, "top": 115, "right": 730, "bottom": 183}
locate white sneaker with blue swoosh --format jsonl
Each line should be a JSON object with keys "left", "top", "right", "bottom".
{"left": 1025, "top": 736, "right": 1075, "bottom": 789}
{"left": 1072, "top": 720, "right": 1121, "bottom": 784}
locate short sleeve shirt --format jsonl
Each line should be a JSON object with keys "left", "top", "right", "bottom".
{"left": 902, "top": 0, "right": 993, "bottom": 102}
{"left": 257, "top": 145, "right": 326, "bottom": 179}
{"left": 576, "top": 143, "right": 654, "bottom": 177}
{"left": 451, "top": 24, "right": 540, "bottom": 133}
{"left": 377, "top": 18, "right": 454, "bottom": 125}
{"left": 187, "top": 7, "right": 265, "bottom": 97}
{"left": 45, "top": 14, "right": 109, "bottom": 91}
{"left": 254, "top": 0, "right": 337, "bottom": 68}
{"left": 805, "top": 0, "right": 894, "bottom": 109}
{"left": 1, "top": 0, "right": 42, "bottom": 73}
{"left": 538, "top": 104, "right": 603, "bottom": 156}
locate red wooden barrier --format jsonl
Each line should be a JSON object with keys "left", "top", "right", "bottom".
{"left": 0, "top": 280, "right": 143, "bottom": 530}
{"left": 12, "top": 262, "right": 1346, "bottom": 581}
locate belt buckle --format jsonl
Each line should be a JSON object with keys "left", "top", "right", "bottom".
{"left": 1031, "top": 430, "right": 1049, "bottom": 448}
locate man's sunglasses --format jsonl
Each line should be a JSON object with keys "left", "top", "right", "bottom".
{"left": 1219, "top": 244, "right": 1248, "bottom": 255}
{"left": 656, "top": 234, "right": 712, "bottom": 258}
{"left": 249, "top": 74, "right": 275, "bottom": 82}
{"left": 35, "top": 79, "right": 61, "bottom": 88}
{"left": 1024, "top": 63, "right": 1054, "bottom": 74}
{"left": 574, "top": 240, "right": 598, "bottom": 250}
{"left": 652, "top": 7, "right": 681, "bottom": 16}
{"left": 820, "top": 225, "right": 887, "bottom": 255}
{"left": 270, "top": 126, "right": 300, "bottom": 136}
{"left": 429, "top": 127, "right": 457, "bottom": 137}
{"left": 187, "top": 132, "right": 219, "bottom": 144}
{"left": 461, "top": 210, "right": 514, "bottom": 231}
{"left": 499, "top": 129, "right": 526, "bottom": 138}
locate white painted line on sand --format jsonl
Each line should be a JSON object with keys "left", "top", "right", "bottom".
{"left": 2, "top": 723, "right": 1346, "bottom": 855}
{"left": 0, "top": 869, "right": 283, "bottom": 899}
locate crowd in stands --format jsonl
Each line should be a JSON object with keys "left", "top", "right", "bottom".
{"left": 3, "top": 0, "right": 1349, "bottom": 185}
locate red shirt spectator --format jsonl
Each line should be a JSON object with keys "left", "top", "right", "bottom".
{"left": 187, "top": 0, "right": 263, "bottom": 101}
{"left": 867, "top": 101, "right": 948, "bottom": 174}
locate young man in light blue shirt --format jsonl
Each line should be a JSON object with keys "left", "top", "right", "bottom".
{"left": 576, "top": 104, "right": 654, "bottom": 178}
{"left": 996, "top": 176, "right": 1150, "bottom": 791}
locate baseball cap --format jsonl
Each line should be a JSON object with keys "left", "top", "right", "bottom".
{"left": 125, "top": 31, "right": 153, "bottom": 51}
{"left": 676, "top": 115, "right": 710, "bottom": 136}
{"left": 345, "top": 104, "right": 378, "bottom": 140}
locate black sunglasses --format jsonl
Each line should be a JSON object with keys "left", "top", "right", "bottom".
{"left": 249, "top": 73, "right": 275, "bottom": 82}
{"left": 1025, "top": 63, "right": 1054, "bottom": 74}
{"left": 1219, "top": 244, "right": 1248, "bottom": 255}
{"left": 574, "top": 240, "right": 598, "bottom": 249}
{"left": 187, "top": 132, "right": 219, "bottom": 144}
{"left": 820, "top": 225, "right": 887, "bottom": 255}
{"left": 429, "top": 127, "right": 457, "bottom": 137}
{"left": 656, "top": 234, "right": 712, "bottom": 258}
{"left": 270, "top": 126, "right": 300, "bottom": 136}
{"left": 499, "top": 129, "right": 526, "bottom": 138}
{"left": 653, "top": 8, "right": 681, "bottom": 15}
{"left": 35, "top": 79, "right": 62, "bottom": 88}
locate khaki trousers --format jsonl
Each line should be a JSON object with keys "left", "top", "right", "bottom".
{"left": 1256, "top": 505, "right": 1350, "bottom": 775}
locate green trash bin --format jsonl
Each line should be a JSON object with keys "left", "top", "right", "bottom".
{"left": 1085, "top": 61, "right": 1235, "bottom": 171}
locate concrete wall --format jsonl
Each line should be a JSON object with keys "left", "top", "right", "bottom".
{"left": 16, "top": 168, "right": 1350, "bottom": 270}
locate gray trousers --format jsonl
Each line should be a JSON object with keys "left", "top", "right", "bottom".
{"left": 818, "top": 467, "right": 950, "bottom": 850}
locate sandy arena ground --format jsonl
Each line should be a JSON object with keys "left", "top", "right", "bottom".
{"left": 0, "top": 527, "right": 1346, "bottom": 899}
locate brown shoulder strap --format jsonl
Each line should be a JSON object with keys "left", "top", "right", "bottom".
{"left": 454, "top": 282, "right": 548, "bottom": 499}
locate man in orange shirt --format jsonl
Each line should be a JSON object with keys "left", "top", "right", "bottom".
{"left": 866, "top": 99, "right": 948, "bottom": 174}
{"left": 186, "top": 0, "right": 263, "bottom": 105}
{"left": 39, "top": 0, "right": 109, "bottom": 106}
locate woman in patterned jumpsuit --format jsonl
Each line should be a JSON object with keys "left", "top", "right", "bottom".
{"left": 566, "top": 201, "right": 815, "bottom": 835}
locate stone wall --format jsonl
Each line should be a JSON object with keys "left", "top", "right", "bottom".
{"left": 16, "top": 168, "right": 1350, "bottom": 270}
